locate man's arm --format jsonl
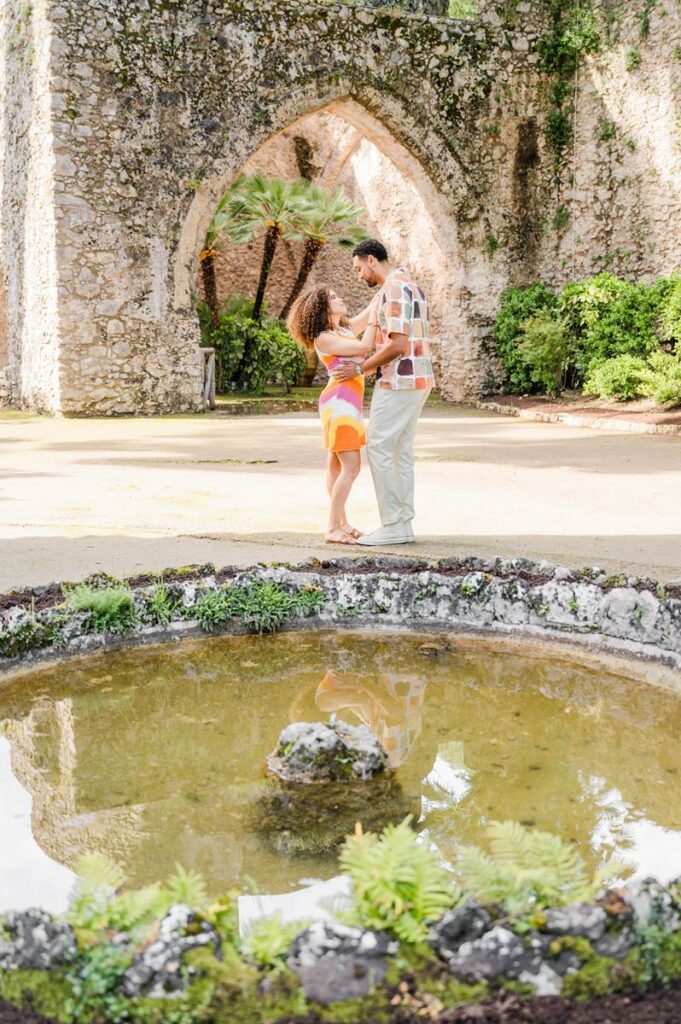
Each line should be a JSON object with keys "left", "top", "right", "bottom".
{"left": 332, "top": 332, "right": 407, "bottom": 382}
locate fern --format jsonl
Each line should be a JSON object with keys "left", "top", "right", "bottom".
{"left": 242, "top": 913, "right": 310, "bottom": 970}
{"left": 459, "top": 821, "right": 623, "bottom": 914}
{"left": 339, "top": 817, "right": 457, "bottom": 945}
{"left": 166, "top": 864, "right": 208, "bottom": 908}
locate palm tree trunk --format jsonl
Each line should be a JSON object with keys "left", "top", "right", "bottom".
{"left": 201, "top": 253, "right": 220, "bottom": 328}
{"left": 279, "top": 239, "right": 324, "bottom": 320}
{"left": 253, "top": 225, "right": 280, "bottom": 323}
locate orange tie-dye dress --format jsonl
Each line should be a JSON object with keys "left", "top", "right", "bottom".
{"left": 314, "top": 328, "right": 367, "bottom": 453}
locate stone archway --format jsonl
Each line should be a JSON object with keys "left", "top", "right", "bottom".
{"left": 176, "top": 97, "right": 468, "bottom": 394}
{"left": 0, "top": 0, "right": 557, "bottom": 415}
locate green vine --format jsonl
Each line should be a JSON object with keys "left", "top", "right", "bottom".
{"left": 537, "top": 3, "right": 600, "bottom": 176}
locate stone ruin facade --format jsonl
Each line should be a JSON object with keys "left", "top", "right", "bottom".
{"left": 0, "top": 0, "right": 680, "bottom": 415}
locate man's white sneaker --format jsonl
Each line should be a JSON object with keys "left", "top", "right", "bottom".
{"left": 357, "top": 523, "right": 413, "bottom": 546}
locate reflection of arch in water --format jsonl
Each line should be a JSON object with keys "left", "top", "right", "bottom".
{"left": 174, "top": 94, "right": 474, "bottom": 399}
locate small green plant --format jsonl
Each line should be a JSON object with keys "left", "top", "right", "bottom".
{"left": 568, "top": 596, "right": 579, "bottom": 614}
{"left": 553, "top": 204, "right": 570, "bottom": 232}
{"left": 624, "top": 136, "right": 637, "bottom": 152}
{"left": 340, "top": 817, "right": 457, "bottom": 945}
{"left": 625, "top": 48, "right": 641, "bottom": 71}
{"left": 65, "top": 943, "right": 133, "bottom": 1024}
{"left": 583, "top": 354, "right": 648, "bottom": 401}
{"left": 458, "top": 821, "right": 622, "bottom": 915}
{"left": 658, "top": 275, "right": 681, "bottom": 342}
{"left": 145, "top": 582, "right": 178, "bottom": 626}
{"left": 448, "top": 0, "right": 478, "bottom": 17}
{"left": 65, "top": 585, "right": 136, "bottom": 634}
{"left": 595, "top": 119, "right": 617, "bottom": 143}
{"left": 485, "top": 233, "right": 501, "bottom": 257}
{"left": 241, "top": 913, "right": 308, "bottom": 971}
{"left": 193, "top": 588, "right": 240, "bottom": 631}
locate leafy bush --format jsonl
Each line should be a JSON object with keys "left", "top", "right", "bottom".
{"left": 459, "top": 821, "right": 621, "bottom": 915}
{"left": 639, "top": 350, "right": 681, "bottom": 406}
{"left": 658, "top": 275, "right": 681, "bottom": 343}
{"left": 340, "top": 817, "right": 457, "bottom": 945}
{"left": 517, "top": 312, "right": 569, "bottom": 396}
{"left": 198, "top": 298, "right": 306, "bottom": 395}
{"left": 65, "top": 585, "right": 136, "bottom": 634}
{"left": 583, "top": 354, "right": 648, "bottom": 401}
{"left": 558, "top": 273, "right": 671, "bottom": 378}
{"left": 494, "top": 283, "right": 558, "bottom": 393}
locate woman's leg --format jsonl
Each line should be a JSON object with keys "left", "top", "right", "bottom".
{"left": 327, "top": 451, "right": 360, "bottom": 537}
{"left": 326, "top": 450, "right": 361, "bottom": 543}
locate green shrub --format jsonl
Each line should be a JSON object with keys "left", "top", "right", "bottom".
{"left": 639, "top": 350, "right": 681, "bottom": 406}
{"left": 193, "top": 581, "right": 325, "bottom": 635}
{"left": 517, "top": 311, "right": 569, "bottom": 396}
{"left": 494, "top": 283, "right": 558, "bottom": 393}
{"left": 558, "top": 273, "right": 670, "bottom": 378}
{"left": 340, "top": 817, "right": 457, "bottom": 945}
{"left": 658, "top": 275, "right": 681, "bottom": 343}
{"left": 65, "top": 585, "right": 136, "bottom": 634}
{"left": 583, "top": 354, "right": 648, "bottom": 400}
{"left": 198, "top": 298, "right": 306, "bottom": 395}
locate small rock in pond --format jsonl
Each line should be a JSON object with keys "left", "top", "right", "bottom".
{"left": 418, "top": 642, "right": 448, "bottom": 657}
{"left": 0, "top": 909, "right": 76, "bottom": 970}
{"left": 287, "top": 920, "right": 397, "bottom": 1004}
{"left": 267, "top": 719, "right": 388, "bottom": 783}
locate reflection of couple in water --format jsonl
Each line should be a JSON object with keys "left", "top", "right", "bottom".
{"left": 313, "top": 670, "right": 427, "bottom": 769}
{"left": 287, "top": 238, "right": 434, "bottom": 547}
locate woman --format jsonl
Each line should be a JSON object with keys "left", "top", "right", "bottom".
{"left": 288, "top": 286, "right": 375, "bottom": 545}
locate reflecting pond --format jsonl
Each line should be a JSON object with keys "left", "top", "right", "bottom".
{"left": 2, "top": 630, "right": 681, "bottom": 912}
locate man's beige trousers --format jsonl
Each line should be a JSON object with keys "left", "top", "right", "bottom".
{"left": 366, "top": 386, "right": 432, "bottom": 527}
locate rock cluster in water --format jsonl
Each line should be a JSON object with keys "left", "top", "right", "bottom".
{"left": 267, "top": 718, "right": 389, "bottom": 783}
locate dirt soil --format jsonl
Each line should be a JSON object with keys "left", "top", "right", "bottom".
{"left": 483, "top": 392, "right": 681, "bottom": 428}
{"left": 4, "top": 983, "right": 681, "bottom": 1024}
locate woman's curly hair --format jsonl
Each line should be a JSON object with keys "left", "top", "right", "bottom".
{"left": 287, "top": 286, "right": 346, "bottom": 347}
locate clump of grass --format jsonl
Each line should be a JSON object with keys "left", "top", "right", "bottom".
{"left": 193, "top": 581, "right": 325, "bottom": 635}
{"left": 65, "top": 584, "right": 136, "bottom": 634}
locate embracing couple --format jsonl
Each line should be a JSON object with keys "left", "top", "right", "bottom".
{"left": 287, "top": 239, "right": 434, "bottom": 547}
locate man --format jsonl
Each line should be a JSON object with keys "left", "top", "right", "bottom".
{"left": 334, "top": 239, "right": 434, "bottom": 545}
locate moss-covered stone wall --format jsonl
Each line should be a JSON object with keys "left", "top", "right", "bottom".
{"left": 0, "top": 0, "right": 680, "bottom": 412}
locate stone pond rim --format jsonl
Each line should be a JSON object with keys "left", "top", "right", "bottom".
{"left": 0, "top": 555, "right": 681, "bottom": 683}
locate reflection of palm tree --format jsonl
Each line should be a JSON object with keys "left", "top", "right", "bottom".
{"left": 315, "top": 670, "right": 427, "bottom": 768}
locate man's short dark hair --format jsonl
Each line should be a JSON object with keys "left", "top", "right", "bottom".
{"left": 352, "top": 238, "right": 388, "bottom": 262}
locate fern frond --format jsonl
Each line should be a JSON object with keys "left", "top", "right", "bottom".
{"left": 73, "top": 852, "right": 125, "bottom": 891}
{"left": 166, "top": 863, "right": 208, "bottom": 908}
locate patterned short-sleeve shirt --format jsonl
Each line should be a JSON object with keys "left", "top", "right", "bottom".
{"left": 372, "top": 268, "right": 435, "bottom": 391}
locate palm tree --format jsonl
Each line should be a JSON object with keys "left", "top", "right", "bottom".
{"left": 199, "top": 191, "right": 245, "bottom": 328}
{"left": 223, "top": 174, "right": 311, "bottom": 322}
{"left": 279, "top": 186, "right": 368, "bottom": 320}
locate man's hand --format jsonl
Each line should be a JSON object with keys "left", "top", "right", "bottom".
{"left": 331, "top": 362, "right": 362, "bottom": 382}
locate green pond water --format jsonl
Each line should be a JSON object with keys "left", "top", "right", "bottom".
{"left": 2, "top": 629, "right": 681, "bottom": 908}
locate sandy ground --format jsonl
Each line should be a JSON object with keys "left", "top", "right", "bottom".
{"left": 1, "top": 404, "right": 680, "bottom": 590}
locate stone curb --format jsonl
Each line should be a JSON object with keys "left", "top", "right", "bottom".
{"left": 475, "top": 400, "right": 681, "bottom": 435}
{"left": 1, "top": 556, "right": 681, "bottom": 678}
